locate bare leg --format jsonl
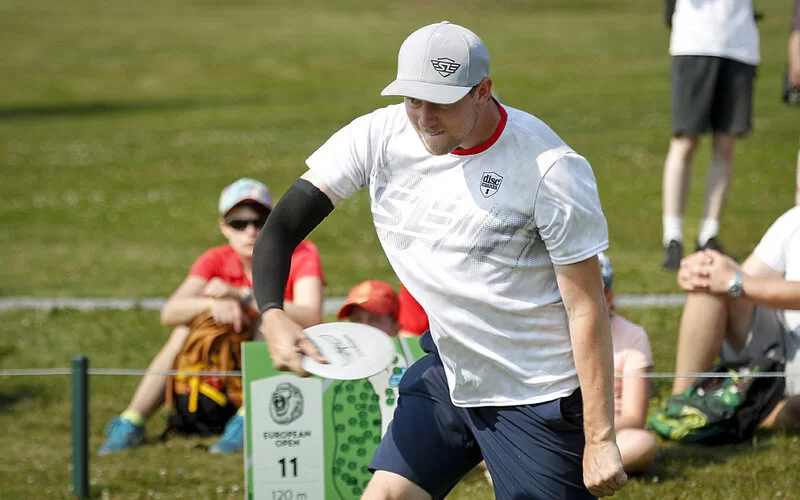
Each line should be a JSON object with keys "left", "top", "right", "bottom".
{"left": 477, "top": 460, "right": 493, "bottom": 486}
{"left": 672, "top": 293, "right": 754, "bottom": 394}
{"left": 672, "top": 294, "right": 728, "bottom": 394}
{"left": 126, "top": 326, "right": 192, "bottom": 418}
{"left": 762, "top": 396, "right": 800, "bottom": 431}
{"left": 362, "top": 470, "right": 431, "bottom": 500}
{"left": 616, "top": 429, "right": 658, "bottom": 474}
{"left": 663, "top": 136, "right": 699, "bottom": 224}
{"left": 703, "top": 133, "right": 735, "bottom": 222}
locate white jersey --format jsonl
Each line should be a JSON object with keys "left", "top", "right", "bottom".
{"left": 753, "top": 206, "right": 800, "bottom": 336}
{"left": 307, "top": 102, "right": 609, "bottom": 407}
{"left": 669, "top": 0, "right": 759, "bottom": 65}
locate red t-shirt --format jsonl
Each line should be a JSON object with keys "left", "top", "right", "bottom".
{"left": 188, "top": 242, "right": 324, "bottom": 300}
{"left": 398, "top": 285, "right": 429, "bottom": 335}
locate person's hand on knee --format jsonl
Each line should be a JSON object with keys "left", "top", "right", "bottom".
{"left": 689, "top": 250, "right": 741, "bottom": 295}
{"left": 678, "top": 251, "right": 714, "bottom": 291}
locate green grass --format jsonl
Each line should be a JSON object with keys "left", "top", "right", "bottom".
{"left": 1, "top": 0, "right": 797, "bottom": 297}
{"left": 1, "top": 307, "right": 799, "bottom": 499}
{"left": 1, "top": 0, "right": 799, "bottom": 498}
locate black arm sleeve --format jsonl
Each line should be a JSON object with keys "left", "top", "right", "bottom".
{"left": 252, "top": 179, "right": 335, "bottom": 314}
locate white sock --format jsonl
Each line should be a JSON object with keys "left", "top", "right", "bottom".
{"left": 663, "top": 216, "right": 683, "bottom": 246}
{"left": 697, "top": 219, "right": 720, "bottom": 246}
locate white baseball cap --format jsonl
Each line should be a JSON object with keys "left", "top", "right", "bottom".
{"left": 381, "top": 21, "right": 490, "bottom": 105}
{"left": 218, "top": 178, "right": 273, "bottom": 216}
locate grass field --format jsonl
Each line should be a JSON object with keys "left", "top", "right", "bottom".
{"left": 3, "top": 308, "right": 799, "bottom": 499}
{"left": 1, "top": 0, "right": 799, "bottom": 498}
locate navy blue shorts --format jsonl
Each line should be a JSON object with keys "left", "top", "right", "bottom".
{"left": 370, "top": 332, "right": 594, "bottom": 500}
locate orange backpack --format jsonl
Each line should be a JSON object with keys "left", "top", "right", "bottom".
{"left": 164, "top": 312, "right": 253, "bottom": 436}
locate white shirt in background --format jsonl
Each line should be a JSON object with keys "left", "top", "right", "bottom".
{"left": 669, "top": 0, "right": 760, "bottom": 65}
{"left": 753, "top": 206, "right": 800, "bottom": 336}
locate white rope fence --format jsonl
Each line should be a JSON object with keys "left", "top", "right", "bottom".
{"left": 0, "top": 293, "right": 691, "bottom": 313}
{"left": 1, "top": 368, "right": 798, "bottom": 379}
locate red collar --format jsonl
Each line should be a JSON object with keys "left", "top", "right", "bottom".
{"left": 451, "top": 98, "right": 507, "bottom": 156}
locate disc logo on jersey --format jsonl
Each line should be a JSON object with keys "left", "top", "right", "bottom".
{"left": 431, "top": 57, "right": 460, "bottom": 78}
{"left": 269, "top": 382, "right": 304, "bottom": 425}
{"left": 480, "top": 172, "right": 503, "bottom": 198}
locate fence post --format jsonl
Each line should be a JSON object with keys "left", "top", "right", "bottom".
{"left": 71, "top": 355, "right": 89, "bottom": 499}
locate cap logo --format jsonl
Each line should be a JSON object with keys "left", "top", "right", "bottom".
{"left": 480, "top": 171, "right": 503, "bottom": 198}
{"left": 430, "top": 57, "right": 461, "bottom": 77}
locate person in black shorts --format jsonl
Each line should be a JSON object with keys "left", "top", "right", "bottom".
{"left": 661, "top": 0, "right": 760, "bottom": 269}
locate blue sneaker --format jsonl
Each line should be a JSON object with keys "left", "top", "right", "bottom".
{"left": 98, "top": 417, "right": 146, "bottom": 456}
{"left": 209, "top": 414, "right": 244, "bottom": 454}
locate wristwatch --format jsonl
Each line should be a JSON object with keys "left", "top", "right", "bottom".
{"left": 727, "top": 271, "right": 744, "bottom": 299}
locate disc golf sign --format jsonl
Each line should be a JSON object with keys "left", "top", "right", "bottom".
{"left": 242, "top": 337, "right": 425, "bottom": 500}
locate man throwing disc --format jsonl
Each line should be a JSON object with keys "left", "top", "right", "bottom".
{"left": 252, "top": 21, "right": 627, "bottom": 499}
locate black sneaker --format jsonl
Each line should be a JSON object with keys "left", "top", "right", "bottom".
{"left": 662, "top": 240, "right": 683, "bottom": 270}
{"left": 696, "top": 237, "right": 724, "bottom": 254}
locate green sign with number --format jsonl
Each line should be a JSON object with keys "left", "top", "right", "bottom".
{"left": 242, "top": 337, "right": 425, "bottom": 500}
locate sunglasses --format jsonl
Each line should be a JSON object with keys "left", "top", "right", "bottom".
{"left": 225, "top": 216, "right": 267, "bottom": 231}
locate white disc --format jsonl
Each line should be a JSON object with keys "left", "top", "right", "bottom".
{"left": 301, "top": 322, "right": 396, "bottom": 380}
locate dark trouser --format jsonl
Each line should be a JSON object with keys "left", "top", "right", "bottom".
{"left": 370, "top": 332, "right": 593, "bottom": 500}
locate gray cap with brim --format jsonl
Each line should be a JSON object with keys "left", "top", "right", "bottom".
{"left": 381, "top": 21, "right": 490, "bottom": 105}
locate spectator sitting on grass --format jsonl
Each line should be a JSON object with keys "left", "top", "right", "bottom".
{"left": 98, "top": 178, "right": 325, "bottom": 456}
{"left": 337, "top": 280, "right": 402, "bottom": 337}
{"left": 598, "top": 253, "right": 659, "bottom": 474}
{"left": 672, "top": 206, "right": 800, "bottom": 431}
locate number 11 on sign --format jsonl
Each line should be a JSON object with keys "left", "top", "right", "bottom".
{"left": 250, "top": 376, "right": 324, "bottom": 500}
{"left": 279, "top": 458, "right": 297, "bottom": 477}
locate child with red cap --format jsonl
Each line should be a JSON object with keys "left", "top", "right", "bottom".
{"left": 338, "top": 280, "right": 401, "bottom": 337}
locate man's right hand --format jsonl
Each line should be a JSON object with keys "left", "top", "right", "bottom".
{"left": 583, "top": 440, "right": 628, "bottom": 497}
{"left": 260, "top": 308, "right": 326, "bottom": 377}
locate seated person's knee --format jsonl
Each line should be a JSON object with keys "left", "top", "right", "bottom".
{"left": 773, "top": 395, "right": 800, "bottom": 431}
